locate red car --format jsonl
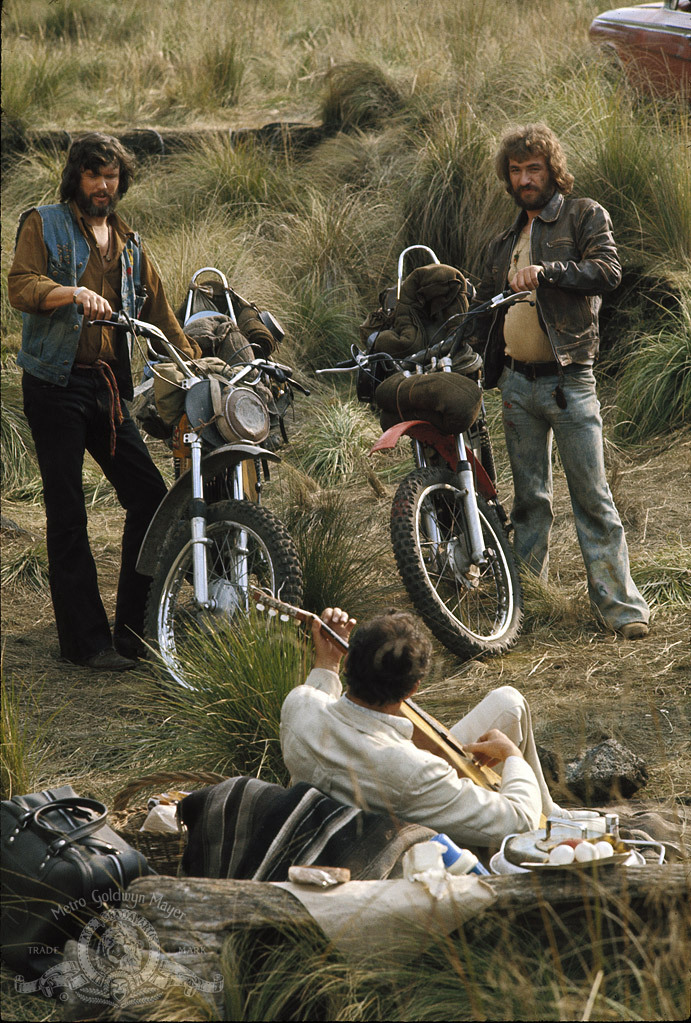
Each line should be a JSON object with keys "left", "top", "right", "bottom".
{"left": 589, "top": 0, "right": 691, "bottom": 97}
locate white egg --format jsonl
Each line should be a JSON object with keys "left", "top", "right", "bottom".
{"left": 574, "top": 841, "right": 597, "bottom": 862}
{"left": 593, "top": 841, "right": 615, "bottom": 859}
{"left": 549, "top": 843, "right": 575, "bottom": 865}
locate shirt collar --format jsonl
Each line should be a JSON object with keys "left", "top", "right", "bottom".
{"left": 509, "top": 188, "right": 564, "bottom": 234}
{"left": 337, "top": 695, "right": 414, "bottom": 739}
{"left": 68, "top": 200, "right": 135, "bottom": 242}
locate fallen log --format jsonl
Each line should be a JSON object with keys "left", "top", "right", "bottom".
{"left": 60, "top": 879, "right": 328, "bottom": 1021}
{"left": 59, "top": 866, "right": 689, "bottom": 1021}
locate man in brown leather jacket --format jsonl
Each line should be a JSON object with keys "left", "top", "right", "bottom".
{"left": 473, "top": 124, "right": 649, "bottom": 639}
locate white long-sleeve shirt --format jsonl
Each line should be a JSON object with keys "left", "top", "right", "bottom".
{"left": 280, "top": 669, "right": 543, "bottom": 848}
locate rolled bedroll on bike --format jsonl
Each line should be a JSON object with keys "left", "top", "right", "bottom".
{"left": 89, "top": 268, "right": 308, "bottom": 686}
{"left": 319, "top": 245, "right": 531, "bottom": 661}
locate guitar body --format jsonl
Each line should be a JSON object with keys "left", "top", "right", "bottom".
{"left": 400, "top": 700, "right": 501, "bottom": 790}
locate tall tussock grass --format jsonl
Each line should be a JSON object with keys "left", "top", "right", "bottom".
{"left": 321, "top": 61, "right": 407, "bottom": 132}
{"left": 0, "top": 674, "right": 60, "bottom": 800}
{"left": 283, "top": 489, "right": 392, "bottom": 618}
{"left": 107, "top": 895, "right": 691, "bottom": 1022}
{"left": 576, "top": 103, "right": 691, "bottom": 275}
{"left": 1, "top": 384, "right": 36, "bottom": 497}
{"left": 614, "top": 297, "right": 691, "bottom": 443}
{"left": 129, "top": 613, "right": 308, "bottom": 784}
{"left": 403, "top": 112, "right": 506, "bottom": 276}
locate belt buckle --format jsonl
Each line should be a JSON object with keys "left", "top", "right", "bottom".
{"left": 525, "top": 363, "right": 537, "bottom": 381}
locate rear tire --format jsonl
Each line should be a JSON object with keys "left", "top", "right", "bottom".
{"left": 390, "top": 467, "right": 522, "bottom": 659}
{"left": 145, "top": 500, "right": 303, "bottom": 684}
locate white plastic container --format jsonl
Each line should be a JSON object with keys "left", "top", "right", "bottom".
{"left": 431, "top": 833, "right": 490, "bottom": 876}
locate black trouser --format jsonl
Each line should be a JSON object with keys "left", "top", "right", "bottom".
{"left": 22, "top": 369, "right": 167, "bottom": 663}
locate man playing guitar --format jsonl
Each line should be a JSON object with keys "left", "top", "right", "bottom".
{"left": 280, "top": 606, "right": 567, "bottom": 850}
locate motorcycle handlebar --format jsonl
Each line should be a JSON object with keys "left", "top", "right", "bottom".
{"left": 86, "top": 310, "right": 311, "bottom": 393}
{"left": 318, "top": 288, "right": 535, "bottom": 377}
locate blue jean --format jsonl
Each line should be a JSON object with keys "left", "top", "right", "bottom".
{"left": 498, "top": 365, "right": 649, "bottom": 630}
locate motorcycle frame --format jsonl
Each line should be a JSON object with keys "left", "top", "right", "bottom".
{"left": 112, "top": 316, "right": 282, "bottom": 611}
{"left": 370, "top": 354, "right": 494, "bottom": 567}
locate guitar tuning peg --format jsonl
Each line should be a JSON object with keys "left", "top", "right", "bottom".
{"left": 255, "top": 602, "right": 265, "bottom": 612}
{"left": 268, "top": 608, "right": 278, "bottom": 617}
{"left": 279, "top": 613, "right": 289, "bottom": 622}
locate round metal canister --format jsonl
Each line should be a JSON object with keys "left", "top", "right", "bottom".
{"left": 219, "top": 386, "right": 270, "bottom": 443}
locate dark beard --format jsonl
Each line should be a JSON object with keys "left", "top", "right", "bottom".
{"left": 75, "top": 187, "right": 118, "bottom": 218}
{"left": 511, "top": 182, "right": 555, "bottom": 211}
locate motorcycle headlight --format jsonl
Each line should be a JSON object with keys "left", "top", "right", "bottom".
{"left": 213, "top": 382, "right": 270, "bottom": 444}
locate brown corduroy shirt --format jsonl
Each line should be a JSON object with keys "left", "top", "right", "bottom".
{"left": 9, "top": 202, "right": 199, "bottom": 363}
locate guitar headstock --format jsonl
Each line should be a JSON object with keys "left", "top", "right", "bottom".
{"left": 250, "top": 589, "right": 349, "bottom": 652}
{"left": 250, "top": 588, "right": 307, "bottom": 624}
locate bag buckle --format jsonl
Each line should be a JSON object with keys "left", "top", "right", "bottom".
{"left": 39, "top": 838, "right": 68, "bottom": 869}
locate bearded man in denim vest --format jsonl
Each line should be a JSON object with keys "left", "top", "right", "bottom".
{"left": 9, "top": 133, "right": 200, "bottom": 671}
{"left": 473, "top": 124, "right": 649, "bottom": 640}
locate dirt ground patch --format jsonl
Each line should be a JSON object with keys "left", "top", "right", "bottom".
{"left": 2, "top": 425, "right": 690, "bottom": 809}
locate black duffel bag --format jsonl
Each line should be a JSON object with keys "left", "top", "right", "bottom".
{"left": 1, "top": 785, "right": 155, "bottom": 978}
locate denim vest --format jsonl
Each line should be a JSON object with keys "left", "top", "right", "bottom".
{"left": 17, "top": 203, "right": 143, "bottom": 386}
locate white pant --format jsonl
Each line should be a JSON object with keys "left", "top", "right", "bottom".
{"left": 449, "top": 686, "right": 564, "bottom": 817}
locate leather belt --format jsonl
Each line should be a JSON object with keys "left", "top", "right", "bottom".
{"left": 504, "top": 356, "right": 561, "bottom": 380}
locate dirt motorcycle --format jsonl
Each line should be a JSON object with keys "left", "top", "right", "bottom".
{"left": 90, "top": 268, "right": 307, "bottom": 684}
{"left": 319, "top": 246, "right": 531, "bottom": 660}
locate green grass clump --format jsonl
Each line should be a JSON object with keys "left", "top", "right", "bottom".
{"left": 0, "top": 541, "right": 49, "bottom": 594}
{"left": 283, "top": 285, "right": 359, "bottom": 371}
{"left": 290, "top": 396, "right": 379, "bottom": 485}
{"left": 284, "top": 490, "right": 390, "bottom": 618}
{"left": 614, "top": 299, "right": 691, "bottom": 443}
{"left": 129, "top": 613, "right": 308, "bottom": 784}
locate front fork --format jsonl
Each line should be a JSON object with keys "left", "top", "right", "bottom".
{"left": 412, "top": 434, "right": 487, "bottom": 567}
{"left": 186, "top": 433, "right": 249, "bottom": 610}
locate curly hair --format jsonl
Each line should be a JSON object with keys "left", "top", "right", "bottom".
{"left": 345, "top": 610, "right": 431, "bottom": 706}
{"left": 495, "top": 123, "right": 574, "bottom": 196}
{"left": 59, "top": 133, "right": 136, "bottom": 202}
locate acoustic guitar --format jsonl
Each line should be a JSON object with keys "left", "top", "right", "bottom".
{"left": 251, "top": 589, "right": 504, "bottom": 792}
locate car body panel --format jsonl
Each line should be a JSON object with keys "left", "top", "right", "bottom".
{"left": 589, "top": 1, "right": 691, "bottom": 97}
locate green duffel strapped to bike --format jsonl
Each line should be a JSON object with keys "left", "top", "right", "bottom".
{"left": 375, "top": 370, "right": 482, "bottom": 435}
{"left": 152, "top": 356, "right": 235, "bottom": 429}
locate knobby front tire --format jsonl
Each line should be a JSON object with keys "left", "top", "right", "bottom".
{"left": 390, "top": 467, "right": 522, "bottom": 659}
{"left": 145, "top": 500, "right": 303, "bottom": 685}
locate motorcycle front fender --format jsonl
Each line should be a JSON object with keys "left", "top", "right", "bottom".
{"left": 136, "top": 443, "right": 281, "bottom": 576}
{"left": 370, "top": 420, "right": 496, "bottom": 500}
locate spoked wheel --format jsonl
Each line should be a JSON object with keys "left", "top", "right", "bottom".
{"left": 390, "top": 468, "right": 522, "bottom": 659}
{"left": 145, "top": 500, "right": 303, "bottom": 685}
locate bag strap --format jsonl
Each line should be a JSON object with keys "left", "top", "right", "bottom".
{"left": 28, "top": 798, "right": 108, "bottom": 844}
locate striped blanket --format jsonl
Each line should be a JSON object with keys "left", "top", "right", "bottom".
{"left": 179, "top": 777, "right": 433, "bottom": 881}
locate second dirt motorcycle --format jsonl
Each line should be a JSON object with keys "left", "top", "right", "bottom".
{"left": 320, "top": 246, "right": 530, "bottom": 661}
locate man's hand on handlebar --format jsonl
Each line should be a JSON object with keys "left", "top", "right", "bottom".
{"left": 510, "top": 265, "right": 543, "bottom": 292}
{"left": 73, "top": 287, "right": 113, "bottom": 320}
